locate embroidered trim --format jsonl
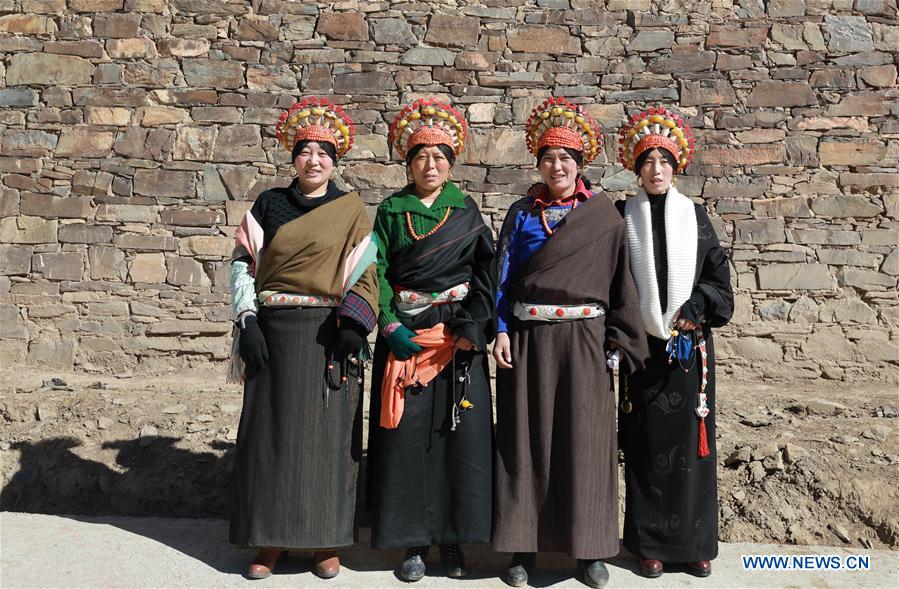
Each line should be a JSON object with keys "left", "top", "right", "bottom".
{"left": 260, "top": 293, "right": 341, "bottom": 307}
{"left": 395, "top": 282, "right": 470, "bottom": 314}
{"left": 513, "top": 301, "right": 606, "bottom": 322}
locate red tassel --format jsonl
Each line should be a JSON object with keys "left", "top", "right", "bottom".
{"left": 697, "top": 417, "right": 710, "bottom": 458}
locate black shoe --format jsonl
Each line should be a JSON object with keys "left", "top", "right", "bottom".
{"left": 578, "top": 559, "right": 609, "bottom": 588}
{"left": 399, "top": 546, "right": 429, "bottom": 582}
{"left": 502, "top": 552, "right": 535, "bottom": 587}
{"left": 439, "top": 544, "right": 466, "bottom": 578}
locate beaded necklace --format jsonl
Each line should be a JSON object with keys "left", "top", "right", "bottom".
{"left": 539, "top": 198, "right": 579, "bottom": 236}
{"left": 405, "top": 207, "right": 451, "bottom": 241}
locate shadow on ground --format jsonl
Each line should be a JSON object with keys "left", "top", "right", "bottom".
{"left": 1, "top": 436, "right": 233, "bottom": 517}
{"left": 1, "top": 436, "right": 642, "bottom": 581}
{"left": 0, "top": 437, "right": 392, "bottom": 575}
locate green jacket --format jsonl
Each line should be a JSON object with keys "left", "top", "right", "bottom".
{"left": 372, "top": 181, "right": 469, "bottom": 330}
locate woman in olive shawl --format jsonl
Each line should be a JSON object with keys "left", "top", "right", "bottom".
{"left": 228, "top": 97, "right": 378, "bottom": 581}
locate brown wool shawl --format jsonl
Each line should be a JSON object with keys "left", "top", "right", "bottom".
{"left": 254, "top": 191, "right": 379, "bottom": 314}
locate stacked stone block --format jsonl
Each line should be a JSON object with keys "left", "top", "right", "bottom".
{"left": 0, "top": 0, "right": 896, "bottom": 379}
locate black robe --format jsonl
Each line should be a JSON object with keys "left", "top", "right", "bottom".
{"left": 616, "top": 196, "right": 734, "bottom": 562}
{"left": 230, "top": 186, "right": 377, "bottom": 550}
{"left": 368, "top": 200, "right": 497, "bottom": 550}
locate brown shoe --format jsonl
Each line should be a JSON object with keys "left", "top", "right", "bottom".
{"left": 639, "top": 559, "right": 663, "bottom": 578}
{"left": 314, "top": 550, "right": 340, "bottom": 579}
{"left": 687, "top": 560, "right": 712, "bottom": 577}
{"left": 248, "top": 548, "right": 285, "bottom": 579}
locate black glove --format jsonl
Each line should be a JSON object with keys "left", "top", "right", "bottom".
{"left": 335, "top": 320, "right": 367, "bottom": 357}
{"left": 238, "top": 314, "right": 268, "bottom": 377}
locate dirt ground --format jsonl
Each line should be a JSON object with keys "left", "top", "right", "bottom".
{"left": 1, "top": 366, "right": 897, "bottom": 552}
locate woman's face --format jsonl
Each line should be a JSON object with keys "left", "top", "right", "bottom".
{"left": 639, "top": 148, "right": 674, "bottom": 194}
{"left": 294, "top": 142, "right": 334, "bottom": 194}
{"left": 409, "top": 145, "right": 451, "bottom": 194}
{"left": 538, "top": 147, "right": 579, "bottom": 198}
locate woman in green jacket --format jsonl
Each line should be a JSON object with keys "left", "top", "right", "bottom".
{"left": 367, "top": 99, "right": 496, "bottom": 582}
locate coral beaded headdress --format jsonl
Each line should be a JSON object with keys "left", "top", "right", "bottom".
{"left": 525, "top": 97, "right": 601, "bottom": 166}
{"left": 389, "top": 98, "right": 468, "bottom": 159}
{"left": 275, "top": 97, "right": 355, "bottom": 157}
{"left": 618, "top": 106, "right": 695, "bottom": 174}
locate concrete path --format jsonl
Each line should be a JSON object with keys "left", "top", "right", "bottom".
{"left": 1, "top": 513, "right": 896, "bottom": 588}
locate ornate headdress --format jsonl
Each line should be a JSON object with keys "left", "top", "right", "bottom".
{"left": 524, "top": 97, "right": 600, "bottom": 166}
{"left": 276, "top": 96, "right": 355, "bottom": 158}
{"left": 388, "top": 98, "right": 467, "bottom": 160}
{"left": 618, "top": 106, "right": 695, "bottom": 174}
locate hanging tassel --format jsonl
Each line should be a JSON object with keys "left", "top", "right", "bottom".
{"left": 225, "top": 325, "right": 246, "bottom": 384}
{"left": 695, "top": 337, "right": 710, "bottom": 458}
{"left": 697, "top": 416, "right": 710, "bottom": 458}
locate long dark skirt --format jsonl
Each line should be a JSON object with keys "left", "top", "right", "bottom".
{"left": 493, "top": 317, "right": 619, "bottom": 560}
{"left": 367, "top": 336, "right": 493, "bottom": 550}
{"left": 620, "top": 332, "right": 718, "bottom": 562}
{"left": 230, "top": 306, "right": 363, "bottom": 549}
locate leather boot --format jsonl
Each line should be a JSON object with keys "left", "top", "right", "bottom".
{"left": 398, "top": 545, "right": 429, "bottom": 582}
{"left": 314, "top": 550, "right": 340, "bottom": 579}
{"left": 439, "top": 544, "right": 466, "bottom": 578}
{"left": 688, "top": 560, "right": 712, "bottom": 577}
{"left": 502, "top": 552, "right": 536, "bottom": 587}
{"left": 577, "top": 559, "right": 609, "bottom": 588}
{"left": 247, "top": 548, "right": 285, "bottom": 580}
{"left": 639, "top": 559, "right": 663, "bottom": 578}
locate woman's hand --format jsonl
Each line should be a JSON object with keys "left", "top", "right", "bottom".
{"left": 673, "top": 309, "right": 698, "bottom": 332}
{"left": 492, "top": 332, "right": 513, "bottom": 369}
{"left": 335, "top": 320, "right": 367, "bottom": 357}
{"left": 385, "top": 324, "right": 423, "bottom": 360}
{"left": 238, "top": 314, "right": 268, "bottom": 378}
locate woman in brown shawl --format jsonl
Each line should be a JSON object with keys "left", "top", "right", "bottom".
{"left": 227, "top": 97, "right": 379, "bottom": 580}
{"left": 492, "top": 97, "right": 648, "bottom": 588}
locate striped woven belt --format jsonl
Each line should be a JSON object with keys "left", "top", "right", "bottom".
{"left": 394, "top": 282, "right": 469, "bottom": 316}
{"left": 259, "top": 292, "right": 340, "bottom": 307}
{"left": 513, "top": 301, "right": 606, "bottom": 322}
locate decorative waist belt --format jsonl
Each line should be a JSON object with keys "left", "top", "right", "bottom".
{"left": 394, "top": 282, "right": 469, "bottom": 316}
{"left": 513, "top": 301, "right": 606, "bottom": 322}
{"left": 260, "top": 292, "right": 340, "bottom": 307}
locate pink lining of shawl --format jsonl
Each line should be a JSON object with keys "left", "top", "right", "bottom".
{"left": 342, "top": 233, "right": 372, "bottom": 291}
{"left": 235, "top": 212, "right": 265, "bottom": 272}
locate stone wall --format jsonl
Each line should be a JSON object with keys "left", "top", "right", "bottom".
{"left": 0, "top": 0, "right": 897, "bottom": 380}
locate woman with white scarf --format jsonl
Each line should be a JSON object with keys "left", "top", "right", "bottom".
{"left": 615, "top": 107, "right": 734, "bottom": 580}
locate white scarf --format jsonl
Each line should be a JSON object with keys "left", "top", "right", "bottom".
{"left": 624, "top": 185, "right": 698, "bottom": 340}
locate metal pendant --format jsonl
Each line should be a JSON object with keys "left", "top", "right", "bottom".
{"left": 621, "top": 400, "right": 633, "bottom": 414}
